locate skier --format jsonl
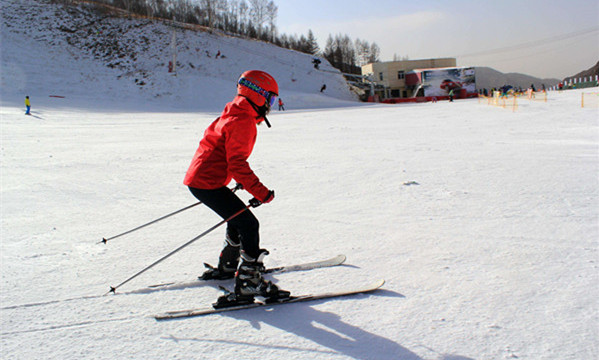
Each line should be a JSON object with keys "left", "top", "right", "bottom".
{"left": 183, "top": 70, "right": 289, "bottom": 305}
{"left": 278, "top": 98, "right": 285, "bottom": 111}
{"left": 25, "top": 96, "right": 31, "bottom": 115}
{"left": 312, "top": 58, "right": 321, "bottom": 69}
{"left": 320, "top": 84, "right": 326, "bottom": 92}
{"left": 448, "top": 89, "right": 454, "bottom": 102}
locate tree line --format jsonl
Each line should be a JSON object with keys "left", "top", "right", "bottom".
{"left": 55, "top": 0, "right": 380, "bottom": 74}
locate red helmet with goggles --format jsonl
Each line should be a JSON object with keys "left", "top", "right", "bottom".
{"left": 237, "top": 70, "right": 278, "bottom": 108}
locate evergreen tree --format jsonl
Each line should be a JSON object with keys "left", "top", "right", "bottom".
{"left": 306, "top": 29, "right": 319, "bottom": 55}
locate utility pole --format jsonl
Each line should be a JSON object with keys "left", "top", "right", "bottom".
{"left": 170, "top": 29, "right": 177, "bottom": 76}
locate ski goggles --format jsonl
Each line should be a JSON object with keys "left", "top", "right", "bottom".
{"left": 266, "top": 92, "right": 277, "bottom": 108}
{"left": 238, "top": 78, "right": 277, "bottom": 107}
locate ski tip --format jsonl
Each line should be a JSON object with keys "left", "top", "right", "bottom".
{"left": 373, "top": 279, "right": 385, "bottom": 288}
{"left": 356, "top": 279, "right": 385, "bottom": 295}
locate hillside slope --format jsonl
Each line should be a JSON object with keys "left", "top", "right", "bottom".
{"left": 564, "top": 60, "right": 599, "bottom": 83}
{"left": 0, "top": 0, "right": 357, "bottom": 112}
{"left": 475, "top": 67, "right": 560, "bottom": 90}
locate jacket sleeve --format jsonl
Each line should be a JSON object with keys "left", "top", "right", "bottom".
{"left": 224, "top": 119, "right": 270, "bottom": 201}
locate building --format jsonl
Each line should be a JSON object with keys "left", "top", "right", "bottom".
{"left": 361, "top": 58, "right": 457, "bottom": 99}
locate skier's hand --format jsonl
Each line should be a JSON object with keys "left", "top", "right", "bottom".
{"left": 249, "top": 198, "right": 262, "bottom": 208}
{"left": 249, "top": 190, "right": 274, "bottom": 208}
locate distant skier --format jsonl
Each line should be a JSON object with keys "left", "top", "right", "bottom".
{"left": 278, "top": 98, "right": 285, "bottom": 111}
{"left": 25, "top": 96, "right": 31, "bottom": 115}
{"left": 320, "top": 84, "right": 326, "bottom": 92}
{"left": 448, "top": 89, "right": 454, "bottom": 102}
{"left": 184, "top": 70, "right": 289, "bottom": 305}
{"left": 312, "top": 58, "right": 321, "bottom": 69}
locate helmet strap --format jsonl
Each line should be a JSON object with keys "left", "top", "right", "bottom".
{"left": 240, "top": 95, "right": 271, "bottom": 128}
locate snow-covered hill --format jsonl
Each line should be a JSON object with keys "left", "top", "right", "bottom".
{"left": 1, "top": 0, "right": 356, "bottom": 112}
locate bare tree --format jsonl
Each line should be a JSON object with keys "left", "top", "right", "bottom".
{"left": 355, "top": 38, "right": 370, "bottom": 66}
{"left": 248, "top": 0, "right": 270, "bottom": 37}
{"left": 369, "top": 42, "right": 380, "bottom": 63}
{"left": 266, "top": 0, "right": 277, "bottom": 42}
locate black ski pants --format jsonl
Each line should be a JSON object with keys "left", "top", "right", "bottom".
{"left": 188, "top": 186, "right": 260, "bottom": 259}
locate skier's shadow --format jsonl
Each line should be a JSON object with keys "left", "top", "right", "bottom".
{"left": 225, "top": 291, "right": 423, "bottom": 360}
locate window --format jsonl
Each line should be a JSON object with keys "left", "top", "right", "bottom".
{"left": 397, "top": 71, "right": 405, "bottom": 80}
{"left": 379, "top": 72, "right": 383, "bottom": 81}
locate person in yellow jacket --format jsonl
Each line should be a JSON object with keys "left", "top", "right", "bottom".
{"left": 25, "top": 96, "right": 31, "bottom": 115}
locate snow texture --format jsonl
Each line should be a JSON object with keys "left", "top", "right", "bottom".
{"left": 1, "top": 1, "right": 598, "bottom": 359}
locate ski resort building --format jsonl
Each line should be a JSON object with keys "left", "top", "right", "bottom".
{"left": 361, "top": 58, "right": 478, "bottom": 102}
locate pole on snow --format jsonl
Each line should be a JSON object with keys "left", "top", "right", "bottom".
{"left": 105, "top": 201, "right": 257, "bottom": 295}
{"left": 100, "top": 202, "right": 202, "bottom": 244}
{"left": 100, "top": 184, "right": 243, "bottom": 244}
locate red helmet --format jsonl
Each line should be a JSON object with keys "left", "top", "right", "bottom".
{"left": 237, "top": 70, "right": 278, "bottom": 107}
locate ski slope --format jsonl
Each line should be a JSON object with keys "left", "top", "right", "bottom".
{"left": 2, "top": 88, "right": 598, "bottom": 360}
{"left": 2, "top": 1, "right": 599, "bottom": 359}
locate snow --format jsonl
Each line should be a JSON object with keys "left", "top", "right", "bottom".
{"left": 1, "top": 1, "right": 599, "bottom": 359}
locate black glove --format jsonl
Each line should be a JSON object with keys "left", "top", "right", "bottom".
{"left": 249, "top": 190, "right": 274, "bottom": 208}
{"left": 249, "top": 198, "right": 262, "bottom": 208}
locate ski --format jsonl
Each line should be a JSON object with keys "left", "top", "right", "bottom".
{"left": 154, "top": 279, "right": 385, "bottom": 320}
{"left": 145, "top": 254, "right": 346, "bottom": 289}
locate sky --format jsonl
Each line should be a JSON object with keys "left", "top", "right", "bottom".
{"left": 276, "top": 0, "right": 599, "bottom": 79}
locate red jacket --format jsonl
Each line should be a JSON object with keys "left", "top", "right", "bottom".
{"left": 184, "top": 96, "right": 270, "bottom": 201}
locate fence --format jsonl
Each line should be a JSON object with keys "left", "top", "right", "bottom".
{"left": 581, "top": 92, "right": 599, "bottom": 108}
{"left": 526, "top": 89, "right": 547, "bottom": 102}
{"left": 550, "top": 75, "right": 599, "bottom": 91}
{"left": 478, "top": 91, "right": 518, "bottom": 112}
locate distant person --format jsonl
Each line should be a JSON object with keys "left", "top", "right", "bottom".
{"left": 25, "top": 96, "right": 31, "bottom": 115}
{"left": 312, "top": 58, "right": 321, "bottom": 69}
{"left": 278, "top": 98, "right": 285, "bottom": 111}
{"left": 320, "top": 84, "right": 326, "bottom": 93}
{"left": 448, "top": 89, "right": 454, "bottom": 102}
{"left": 530, "top": 84, "right": 536, "bottom": 92}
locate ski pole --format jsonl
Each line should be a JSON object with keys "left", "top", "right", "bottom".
{"left": 100, "top": 183, "right": 243, "bottom": 244}
{"left": 100, "top": 202, "right": 201, "bottom": 244}
{"left": 105, "top": 201, "right": 255, "bottom": 295}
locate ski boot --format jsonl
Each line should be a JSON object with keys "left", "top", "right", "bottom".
{"left": 199, "top": 234, "right": 240, "bottom": 280}
{"left": 214, "top": 250, "right": 290, "bottom": 308}
{"left": 235, "top": 250, "right": 290, "bottom": 301}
